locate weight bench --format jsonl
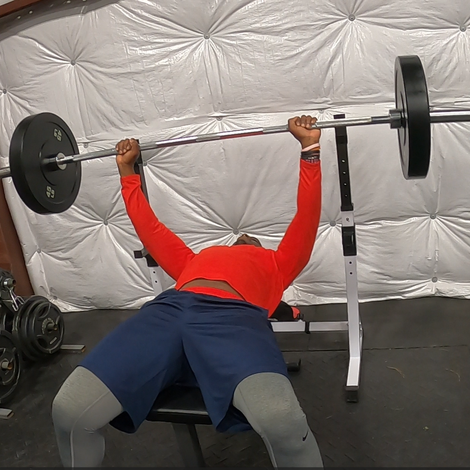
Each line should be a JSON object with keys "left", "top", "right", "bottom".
{"left": 146, "top": 306, "right": 302, "bottom": 468}
{"left": 147, "top": 385, "right": 210, "bottom": 467}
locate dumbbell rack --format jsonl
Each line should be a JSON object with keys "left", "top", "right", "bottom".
{"left": 133, "top": 120, "right": 363, "bottom": 402}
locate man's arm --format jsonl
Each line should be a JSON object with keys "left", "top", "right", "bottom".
{"left": 116, "top": 139, "right": 195, "bottom": 281}
{"left": 274, "top": 115, "right": 322, "bottom": 288}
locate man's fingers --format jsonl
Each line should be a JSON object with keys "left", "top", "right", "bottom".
{"left": 115, "top": 138, "right": 138, "bottom": 155}
{"left": 290, "top": 115, "right": 319, "bottom": 126}
{"left": 295, "top": 115, "right": 318, "bottom": 129}
{"left": 290, "top": 116, "right": 301, "bottom": 127}
{"left": 308, "top": 116, "right": 317, "bottom": 129}
{"left": 116, "top": 139, "right": 126, "bottom": 153}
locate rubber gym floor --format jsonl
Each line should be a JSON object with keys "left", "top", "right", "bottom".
{"left": 1, "top": 296, "right": 469, "bottom": 467}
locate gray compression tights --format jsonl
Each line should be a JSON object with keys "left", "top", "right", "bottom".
{"left": 52, "top": 367, "right": 323, "bottom": 468}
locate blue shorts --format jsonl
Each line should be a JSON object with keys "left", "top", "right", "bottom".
{"left": 80, "top": 289, "right": 288, "bottom": 434}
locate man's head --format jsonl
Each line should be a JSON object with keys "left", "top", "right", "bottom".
{"left": 232, "top": 233, "right": 262, "bottom": 248}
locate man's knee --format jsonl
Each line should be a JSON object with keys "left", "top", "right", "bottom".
{"left": 53, "top": 366, "right": 124, "bottom": 435}
{"left": 52, "top": 385, "right": 76, "bottom": 431}
{"left": 51, "top": 369, "right": 92, "bottom": 431}
{"left": 257, "top": 395, "right": 308, "bottom": 441}
{"left": 234, "top": 373, "right": 322, "bottom": 466}
{"left": 234, "top": 373, "right": 309, "bottom": 443}
{"left": 52, "top": 366, "right": 106, "bottom": 431}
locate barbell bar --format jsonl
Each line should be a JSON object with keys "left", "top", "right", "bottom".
{"left": 1, "top": 109, "right": 468, "bottom": 173}
{"left": 33, "top": 110, "right": 470, "bottom": 165}
{"left": 0, "top": 114, "right": 396, "bottom": 175}
{"left": 0, "top": 55, "right": 470, "bottom": 214}
{"left": 51, "top": 115, "right": 393, "bottom": 165}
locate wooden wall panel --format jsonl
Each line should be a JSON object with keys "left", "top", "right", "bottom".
{"left": 0, "top": 183, "right": 34, "bottom": 296}
{"left": 0, "top": 0, "right": 45, "bottom": 18}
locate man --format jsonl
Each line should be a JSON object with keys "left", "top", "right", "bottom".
{"left": 52, "top": 115, "right": 323, "bottom": 467}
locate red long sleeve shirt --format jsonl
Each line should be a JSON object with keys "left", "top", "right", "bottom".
{"left": 121, "top": 159, "right": 322, "bottom": 316}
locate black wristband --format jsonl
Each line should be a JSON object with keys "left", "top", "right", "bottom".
{"left": 301, "top": 149, "right": 320, "bottom": 163}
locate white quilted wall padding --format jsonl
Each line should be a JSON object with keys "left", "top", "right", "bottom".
{"left": 1, "top": 0, "right": 470, "bottom": 311}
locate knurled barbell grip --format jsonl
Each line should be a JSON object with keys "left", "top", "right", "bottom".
{"left": 0, "top": 111, "right": 414, "bottom": 175}
{"left": 2, "top": 108, "right": 470, "bottom": 178}
{"left": 43, "top": 125, "right": 291, "bottom": 167}
{"left": 42, "top": 115, "right": 392, "bottom": 167}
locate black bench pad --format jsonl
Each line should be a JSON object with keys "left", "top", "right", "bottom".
{"left": 147, "top": 385, "right": 212, "bottom": 425}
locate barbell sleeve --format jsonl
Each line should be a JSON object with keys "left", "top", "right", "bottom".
{"left": 429, "top": 109, "right": 470, "bottom": 123}
{"left": 0, "top": 167, "right": 11, "bottom": 179}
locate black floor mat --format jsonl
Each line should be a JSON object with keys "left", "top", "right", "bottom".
{"left": 292, "top": 346, "right": 470, "bottom": 467}
{"left": 1, "top": 297, "right": 470, "bottom": 467}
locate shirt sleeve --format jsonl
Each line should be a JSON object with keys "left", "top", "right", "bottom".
{"left": 274, "top": 159, "right": 322, "bottom": 289}
{"left": 121, "top": 174, "right": 195, "bottom": 281}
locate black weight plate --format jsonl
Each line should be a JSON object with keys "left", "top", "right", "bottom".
{"left": 12, "top": 296, "right": 45, "bottom": 362}
{"left": 0, "top": 330, "right": 21, "bottom": 404}
{"left": 26, "top": 298, "right": 64, "bottom": 356}
{"left": 12, "top": 297, "right": 38, "bottom": 361}
{"left": 9, "top": 113, "right": 81, "bottom": 214}
{"left": 395, "top": 56, "right": 431, "bottom": 179}
{"left": 0, "top": 310, "right": 7, "bottom": 331}
{"left": 21, "top": 298, "right": 45, "bottom": 361}
{"left": 0, "top": 305, "right": 13, "bottom": 333}
{"left": 21, "top": 297, "right": 50, "bottom": 361}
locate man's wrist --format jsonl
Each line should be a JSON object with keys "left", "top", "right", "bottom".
{"left": 118, "top": 164, "right": 136, "bottom": 177}
{"left": 299, "top": 138, "right": 320, "bottom": 149}
{"left": 301, "top": 142, "right": 320, "bottom": 152}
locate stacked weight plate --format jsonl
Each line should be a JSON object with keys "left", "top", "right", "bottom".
{"left": 0, "top": 293, "right": 65, "bottom": 406}
{"left": 0, "top": 302, "right": 21, "bottom": 406}
{"left": 10, "top": 296, "right": 65, "bottom": 362}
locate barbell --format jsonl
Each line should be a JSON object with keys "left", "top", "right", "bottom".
{"left": 0, "top": 55, "right": 470, "bottom": 214}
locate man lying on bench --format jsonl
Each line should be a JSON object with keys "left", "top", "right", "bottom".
{"left": 52, "top": 115, "right": 323, "bottom": 468}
